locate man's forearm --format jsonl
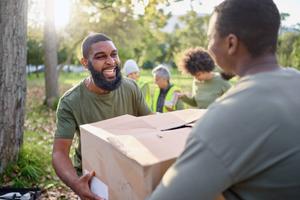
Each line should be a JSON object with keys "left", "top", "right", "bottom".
{"left": 181, "top": 95, "right": 197, "bottom": 107}
{"left": 52, "top": 151, "right": 80, "bottom": 190}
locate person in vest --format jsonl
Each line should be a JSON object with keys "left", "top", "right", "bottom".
{"left": 177, "top": 47, "right": 231, "bottom": 109}
{"left": 123, "top": 59, "right": 152, "bottom": 108}
{"left": 152, "top": 65, "right": 184, "bottom": 113}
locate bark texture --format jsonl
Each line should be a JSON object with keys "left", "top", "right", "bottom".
{"left": 0, "top": 0, "right": 28, "bottom": 173}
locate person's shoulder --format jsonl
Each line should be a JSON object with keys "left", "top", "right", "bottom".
{"left": 213, "top": 73, "right": 231, "bottom": 87}
{"left": 282, "top": 67, "right": 300, "bottom": 77}
{"left": 171, "top": 84, "right": 181, "bottom": 92}
{"left": 242, "top": 67, "right": 300, "bottom": 85}
{"left": 121, "top": 77, "right": 139, "bottom": 89}
{"left": 137, "top": 79, "right": 150, "bottom": 87}
{"left": 59, "top": 80, "right": 84, "bottom": 104}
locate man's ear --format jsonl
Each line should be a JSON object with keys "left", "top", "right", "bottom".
{"left": 226, "top": 34, "right": 238, "bottom": 56}
{"left": 80, "top": 58, "right": 88, "bottom": 68}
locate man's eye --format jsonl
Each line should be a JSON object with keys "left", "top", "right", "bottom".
{"left": 95, "top": 56, "right": 106, "bottom": 59}
{"left": 111, "top": 53, "right": 118, "bottom": 57}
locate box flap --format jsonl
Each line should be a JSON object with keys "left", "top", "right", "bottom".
{"left": 139, "top": 109, "right": 206, "bottom": 130}
{"left": 87, "top": 109, "right": 205, "bottom": 132}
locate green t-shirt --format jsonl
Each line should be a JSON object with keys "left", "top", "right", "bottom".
{"left": 149, "top": 67, "right": 300, "bottom": 200}
{"left": 181, "top": 73, "right": 231, "bottom": 108}
{"left": 55, "top": 77, "right": 151, "bottom": 173}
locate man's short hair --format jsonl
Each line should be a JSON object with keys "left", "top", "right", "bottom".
{"left": 81, "top": 33, "right": 112, "bottom": 59}
{"left": 214, "top": 0, "right": 280, "bottom": 57}
{"left": 178, "top": 47, "right": 215, "bottom": 75}
{"left": 152, "top": 65, "right": 171, "bottom": 80}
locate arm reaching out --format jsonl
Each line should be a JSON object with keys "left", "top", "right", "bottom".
{"left": 52, "top": 138, "right": 103, "bottom": 200}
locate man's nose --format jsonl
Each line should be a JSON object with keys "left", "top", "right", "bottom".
{"left": 106, "top": 56, "right": 115, "bottom": 65}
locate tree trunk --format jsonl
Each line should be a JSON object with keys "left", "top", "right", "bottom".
{"left": 0, "top": 0, "right": 27, "bottom": 173}
{"left": 44, "top": 0, "right": 59, "bottom": 107}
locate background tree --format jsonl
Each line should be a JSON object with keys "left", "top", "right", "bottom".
{"left": 277, "top": 32, "right": 300, "bottom": 67}
{"left": 27, "top": 38, "right": 44, "bottom": 77}
{"left": 25, "top": 1, "right": 300, "bottom": 73}
{"left": 291, "top": 34, "right": 300, "bottom": 70}
{"left": 44, "top": 0, "right": 59, "bottom": 107}
{"left": 0, "top": 0, "right": 27, "bottom": 173}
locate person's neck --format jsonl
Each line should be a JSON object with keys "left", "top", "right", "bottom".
{"left": 235, "top": 54, "right": 279, "bottom": 77}
{"left": 160, "top": 82, "right": 170, "bottom": 90}
{"left": 85, "top": 77, "right": 110, "bottom": 95}
{"left": 205, "top": 72, "right": 214, "bottom": 81}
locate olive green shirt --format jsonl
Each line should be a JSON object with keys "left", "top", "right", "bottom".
{"left": 181, "top": 74, "right": 231, "bottom": 108}
{"left": 55, "top": 77, "right": 151, "bottom": 173}
{"left": 149, "top": 67, "right": 300, "bottom": 200}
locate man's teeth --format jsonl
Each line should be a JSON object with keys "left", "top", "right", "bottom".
{"left": 104, "top": 68, "right": 115, "bottom": 73}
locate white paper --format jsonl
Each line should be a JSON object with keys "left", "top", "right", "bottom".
{"left": 164, "top": 92, "right": 179, "bottom": 107}
{"left": 90, "top": 176, "right": 109, "bottom": 200}
{"left": 84, "top": 170, "right": 109, "bottom": 200}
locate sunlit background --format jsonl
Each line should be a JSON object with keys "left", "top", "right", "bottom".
{"left": 28, "top": 0, "right": 71, "bottom": 29}
{"left": 1, "top": 1, "right": 300, "bottom": 197}
{"left": 28, "top": 0, "right": 300, "bottom": 29}
{"left": 26, "top": 0, "right": 300, "bottom": 71}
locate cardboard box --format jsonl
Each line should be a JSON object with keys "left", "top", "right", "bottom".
{"left": 80, "top": 109, "right": 206, "bottom": 200}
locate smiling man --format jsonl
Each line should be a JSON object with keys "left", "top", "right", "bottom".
{"left": 148, "top": 0, "right": 300, "bottom": 200}
{"left": 52, "top": 33, "right": 151, "bottom": 200}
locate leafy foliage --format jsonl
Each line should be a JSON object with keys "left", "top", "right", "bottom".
{"left": 277, "top": 31, "right": 300, "bottom": 67}
{"left": 26, "top": 1, "right": 300, "bottom": 70}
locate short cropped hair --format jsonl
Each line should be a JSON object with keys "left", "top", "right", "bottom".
{"left": 81, "top": 33, "right": 112, "bottom": 59}
{"left": 178, "top": 47, "right": 215, "bottom": 75}
{"left": 214, "top": 0, "right": 280, "bottom": 57}
{"left": 152, "top": 65, "right": 171, "bottom": 80}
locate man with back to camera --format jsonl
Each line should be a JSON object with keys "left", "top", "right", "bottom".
{"left": 52, "top": 33, "right": 151, "bottom": 200}
{"left": 149, "top": 0, "right": 300, "bottom": 199}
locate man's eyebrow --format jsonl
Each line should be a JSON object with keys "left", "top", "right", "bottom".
{"left": 93, "top": 52, "right": 106, "bottom": 57}
{"left": 93, "top": 49, "right": 118, "bottom": 57}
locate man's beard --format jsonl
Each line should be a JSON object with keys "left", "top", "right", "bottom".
{"left": 88, "top": 61, "right": 122, "bottom": 91}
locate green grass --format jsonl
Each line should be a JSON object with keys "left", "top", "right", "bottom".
{"left": 0, "top": 90, "right": 60, "bottom": 189}
{"left": 0, "top": 140, "right": 52, "bottom": 187}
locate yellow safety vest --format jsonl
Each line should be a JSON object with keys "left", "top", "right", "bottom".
{"left": 152, "top": 85, "right": 181, "bottom": 113}
{"left": 137, "top": 80, "right": 152, "bottom": 109}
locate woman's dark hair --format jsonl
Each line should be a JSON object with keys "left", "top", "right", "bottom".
{"left": 214, "top": 0, "right": 280, "bottom": 57}
{"left": 178, "top": 47, "right": 215, "bottom": 75}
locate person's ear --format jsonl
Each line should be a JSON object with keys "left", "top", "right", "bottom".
{"left": 226, "top": 34, "right": 238, "bottom": 56}
{"left": 80, "top": 58, "right": 88, "bottom": 69}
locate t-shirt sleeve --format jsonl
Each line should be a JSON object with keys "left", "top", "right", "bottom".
{"left": 55, "top": 98, "right": 77, "bottom": 139}
{"left": 148, "top": 135, "right": 232, "bottom": 200}
{"left": 175, "top": 98, "right": 185, "bottom": 110}
{"left": 181, "top": 95, "right": 198, "bottom": 107}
